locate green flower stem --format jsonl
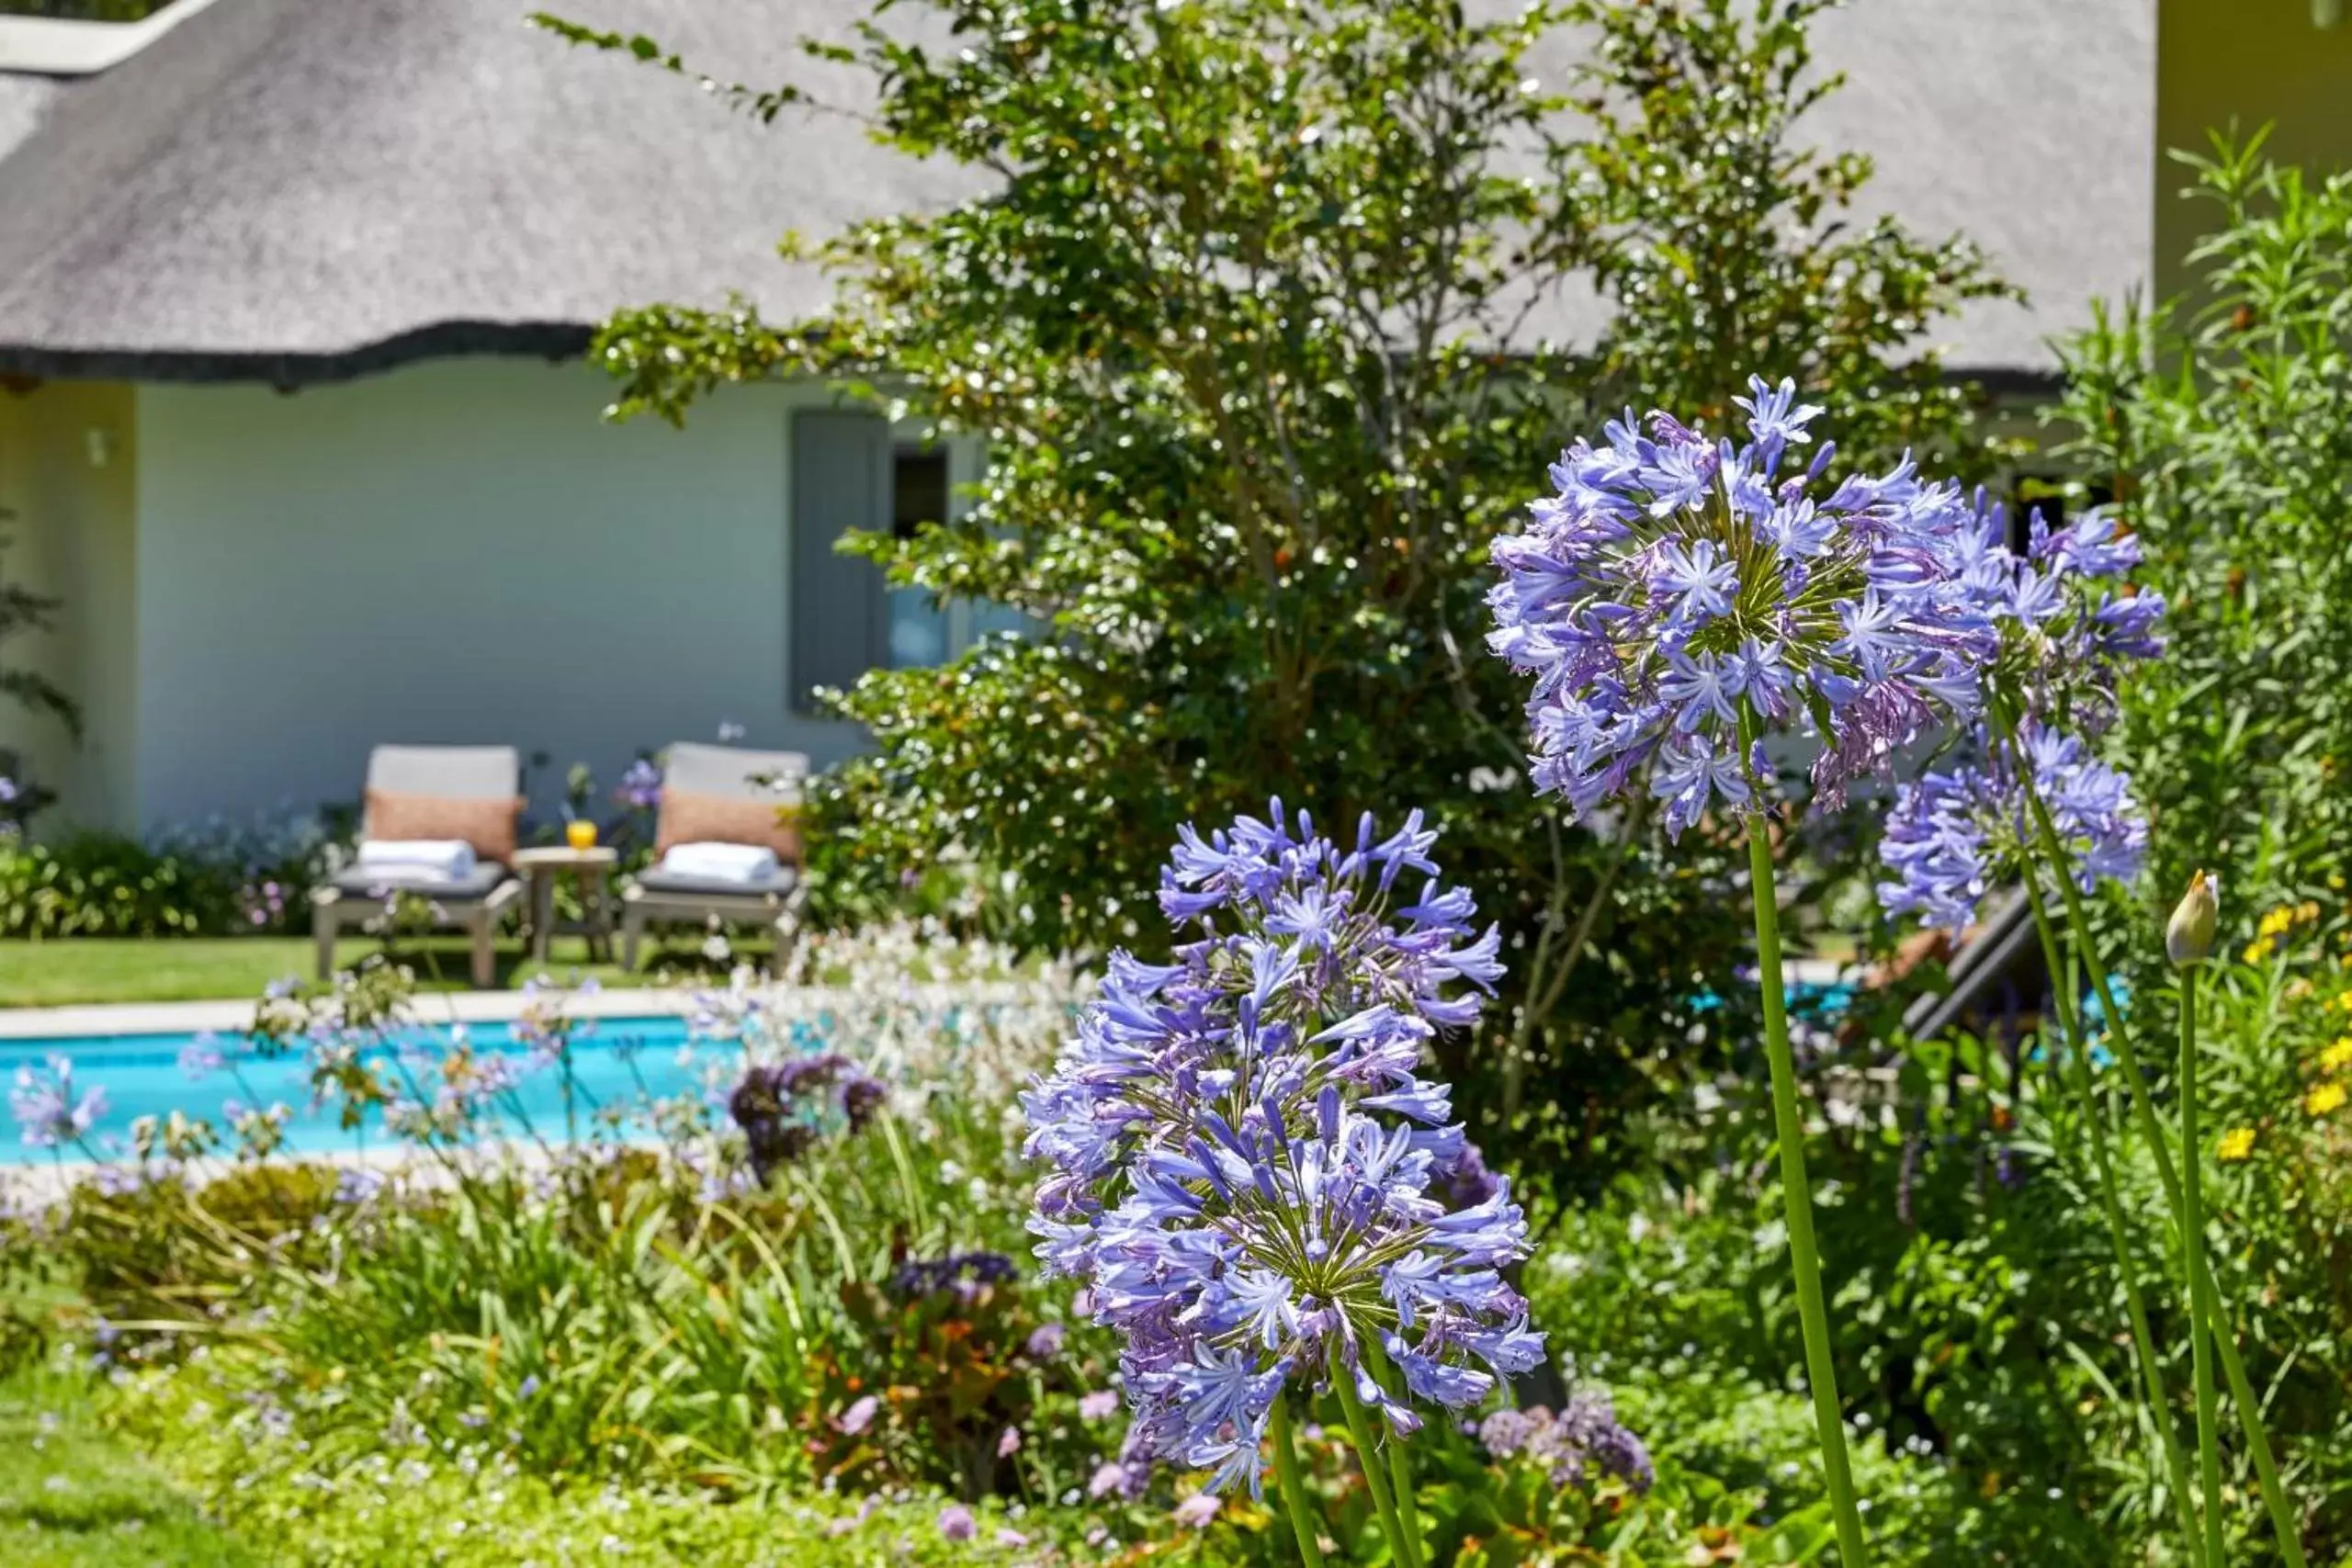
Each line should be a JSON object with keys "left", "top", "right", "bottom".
{"left": 1271, "top": 1393, "right": 1328, "bottom": 1568}
{"left": 1738, "top": 706, "right": 1869, "bottom": 1566}
{"left": 2180, "top": 966, "right": 2225, "bottom": 1566}
{"left": 1329, "top": 1345, "right": 1415, "bottom": 1568}
{"left": 2020, "top": 875, "right": 2206, "bottom": 1568}
{"left": 2017, "top": 783, "right": 2306, "bottom": 1568}
{"left": 1359, "top": 1337, "right": 1428, "bottom": 1568}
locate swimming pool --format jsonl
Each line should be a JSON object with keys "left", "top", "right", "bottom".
{"left": 3, "top": 1014, "right": 732, "bottom": 1162}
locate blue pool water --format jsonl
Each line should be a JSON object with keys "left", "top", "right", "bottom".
{"left": 3, "top": 1015, "right": 726, "bottom": 1163}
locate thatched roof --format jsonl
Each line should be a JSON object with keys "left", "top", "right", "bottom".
{"left": 0, "top": 0, "right": 980, "bottom": 384}
{"left": 0, "top": 0, "right": 2150, "bottom": 387}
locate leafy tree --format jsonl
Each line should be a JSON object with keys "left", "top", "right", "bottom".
{"left": 541, "top": 0, "right": 2010, "bottom": 1170}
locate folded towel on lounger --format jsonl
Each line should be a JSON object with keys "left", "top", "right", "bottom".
{"left": 657, "top": 841, "right": 779, "bottom": 886}
{"left": 356, "top": 838, "right": 478, "bottom": 882}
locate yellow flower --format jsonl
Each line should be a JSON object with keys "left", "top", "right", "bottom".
{"left": 2306, "top": 1081, "right": 2347, "bottom": 1118}
{"left": 2259, "top": 906, "right": 2295, "bottom": 939}
{"left": 2324, "top": 1038, "right": 2352, "bottom": 1076}
{"left": 2244, "top": 937, "right": 2274, "bottom": 964}
{"left": 2217, "top": 1127, "right": 2256, "bottom": 1162}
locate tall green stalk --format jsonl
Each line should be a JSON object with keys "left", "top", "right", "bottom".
{"left": 1360, "top": 1338, "right": 1428, "bottom": 1568}
{"left": 2178, "top": 966, "right": 2225, "bottom": 1564}
{"left": 2018, "top": 785, "right": 2306, "bottom": 1567}
{"left": 1737, "top": 705, "right": 1869, "bottom": 1565}
{"left": 2020, "top": 878, "right": 2205, "bottom": 1567}
{"left": 1271, "top": 1393, "right": 1328, "bottom": 1568}
{"left": 1329, "top": 1345, "right": 1416, "bottom": 1567}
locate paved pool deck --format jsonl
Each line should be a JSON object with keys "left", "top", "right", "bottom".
{"left": 0, "top": 959, "right": 1860, "bottom": 1042}
{"left": 0, "top": 984, "right": 701, "bottom": 1042}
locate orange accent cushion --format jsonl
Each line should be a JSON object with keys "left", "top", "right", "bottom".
{"left": 364, "top": 789, "right": 523, "bottom": 863}
{"left": 655, "top": 790, "right": 803, "bottom": 862}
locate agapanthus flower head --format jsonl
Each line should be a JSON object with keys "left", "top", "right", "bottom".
{"left": 1488, "top": 376, "right": 1998, "bottom": 832}
{"left": 1878, "top": 720, "right": 2148, "bottom": 931}
{"left": 1477, "top": 1393, "right": 1655, "bottom": 1494}
{"left": 1945, "top": 495, "right": 2165, "bottom": 735}
{"left": 335, "top": 1166, "right": 387, "bottom": 1204}
{"left": 614, "top": 757, "right": 663, "bottom": 811}
{"left": 729, "top": 1052, "right": 888, "bottom": 1181}
{"left": 1023, "top": 803, "right": 1537, "bottom": 1498}
{"left": 888, "top": 1249, "right": 1018, "bottom": 1301}
{"left": 1431, "top": 1139, "right": 1500, "bottom": 1210}
{"left": 178, "top": 1032, "right": 229, "bottom": 1080}
{"left": 10, "top": 1054, "right": 108, "bottom": 1149}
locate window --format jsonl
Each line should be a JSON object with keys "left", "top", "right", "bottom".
{"left": 2010, "top": 476, "right": 2115, "bottom": 554}
{"left": 887, "top": 446, "right": 951, "bottom": 669}
{"left": 788, "top": 413, "right": 957, "bottom": 714}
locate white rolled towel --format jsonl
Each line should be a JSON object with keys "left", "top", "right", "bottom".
{"left": 356, "top": 839, "right": 477, "bottom": 882}
{"left": 660, "top": 840, "right": 779, "bottom": 885}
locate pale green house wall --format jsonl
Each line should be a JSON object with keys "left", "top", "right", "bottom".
{"left": 0, "top": 379, "right": 140, "bottom": 829}
{"left": 2156, "top": 0, "right": 2352, "bottom": 300}
{"left": 127, "top": 358, "right": 978, "bottom": 834}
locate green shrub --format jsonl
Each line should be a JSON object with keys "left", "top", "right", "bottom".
{"left": 0, "top": 823, "right": 323, "bottom": 938}
{"left": 54, "top": 1161, "right": 344, "bottom": 1330}
{"left": 2052, "top": 133, "right": 2352, "bottom": 924}
{"left": 0, "top": 832, "right": 245, "bottom": 937}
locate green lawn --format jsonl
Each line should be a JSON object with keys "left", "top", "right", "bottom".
{"left": 0, "top": 936, "right": 771, "bottom": 1009}
{"left": 0, "top": 1366, "right": 252, "bottom": 1568}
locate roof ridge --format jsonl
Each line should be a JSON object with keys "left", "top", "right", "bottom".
{"left": 0, "top": 0, "right": 230, "bottom": 78}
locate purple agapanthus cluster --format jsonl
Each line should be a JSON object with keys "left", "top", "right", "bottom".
{"left": 1940, "top": 499, "right": 2163, "bottom": 735}
{"left": 9, "top": 1054, "right": 108, "bottom": 1150}
{"left": 179, "top": 1031, "right": 232, "bottom": 1079}
{"left": 889, "top": 1249, "right": 1019, "bottom": 1300}
{"left": 514, "top": 976, "right": 598, "bottom": 1069}
{"left": 383, "top": 1046, "right": 522, "bottom": 1142}
{"left": 1879, "top": 721, "right": 2148, "bottom": 930}
{"left": 1877, "top": 501, "right": 2162, "bottom": 929}
{"left": 1478, "top": 1394, "right": 1655, "bottom": 1494}
{"left": 1023, "top": 802, "right": 1538, "bottom": 1498}
{"left": 1488, "top": 377, "right": 1998, "bottom": 833}
{"left": 614, "top": 757, "right": 663, "bottom": 811}
{"left": 728, "top": 1052, "right": 887, "bottom": 1181}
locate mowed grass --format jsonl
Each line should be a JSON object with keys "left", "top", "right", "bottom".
{"left": 0, "top": 1366, "right": 252, "bottom": 1568}
{"left": 0, "top": 935, "right": 776, "bottom": 1009}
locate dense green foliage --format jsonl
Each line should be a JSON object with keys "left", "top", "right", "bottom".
{"left": 11, "top": 6, "right": 2352, "bottom": 1566}
{"left": 552, "top": 0, "right": 2010, "bottom": 1169}
{"left": 0, "top": 826, "right": 320, "bottom": 939}
{"left": 1504, "top": 901, "right": 2351, "bottom": 1565}
{"left": 2053, "top": 133, "right": 2352, "bottom": 920}
{"left": 0, "top": 945, "right": 1920, "bottom": 1567}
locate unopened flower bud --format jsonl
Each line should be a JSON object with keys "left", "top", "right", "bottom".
{"left": 2166, "top": 870, "right": 2219, "bottom": 965}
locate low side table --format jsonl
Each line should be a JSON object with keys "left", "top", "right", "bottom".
{"left": 513, "top": 845, "right": 618, "bottom": 964}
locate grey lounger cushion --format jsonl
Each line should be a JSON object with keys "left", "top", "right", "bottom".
{"left": 332, "top": 862, "right": 513, "bottom": 900}
{"left": 633, "top": 863, "right": 801, "bottom": 898}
